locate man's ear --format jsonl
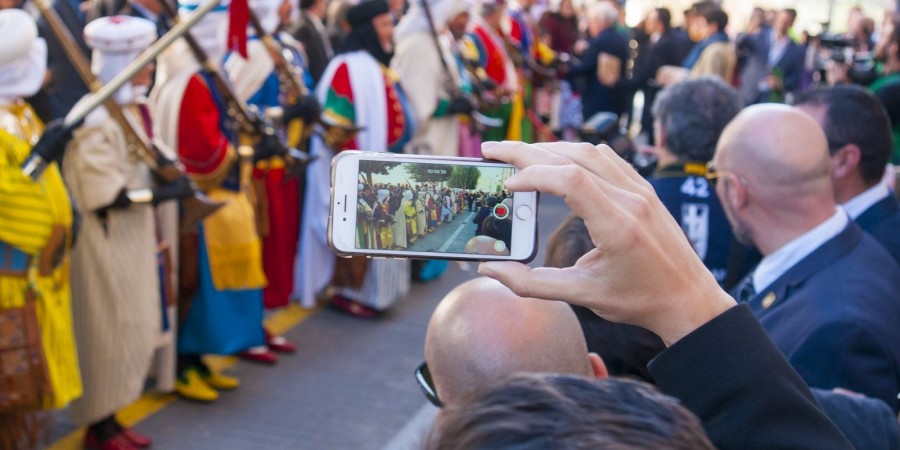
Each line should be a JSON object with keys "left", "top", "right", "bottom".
{"left": 588, "top": 352, "right": 608, "bottom": 379}
{"left": 724, "top": 175, "right": 749, "bottom": 211}
{"left": 830, "top": 144, "right": 862, "bottom": 181}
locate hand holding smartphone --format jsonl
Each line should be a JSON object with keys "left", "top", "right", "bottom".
{"left": 329, "top": 151, "right": 538, "bottom": 262}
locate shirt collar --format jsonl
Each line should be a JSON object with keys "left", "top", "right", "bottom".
{"left": 752, "top": 208, "right": 848, "bottom": 293}
{"left": 842, "top": 183, "right": 891, "bottom": 219}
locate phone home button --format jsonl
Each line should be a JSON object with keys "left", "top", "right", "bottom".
{"left": 515, "top": 204, "right": 532, "bottom": 220}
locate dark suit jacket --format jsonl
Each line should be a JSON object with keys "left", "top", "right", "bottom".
{"left": 737, "top": 28, "right": 805, "bottom": 104}
{"left": 748, "top": 223, "right": 900, "bottom": 413}
{"left": 624, "top": 30, "right": 692, "bottom": 136}
{"left": 28, "top": 0, "right": 90, "bottom": 123}
{"left": 650, "top": 305, "right": 853, "bottom": 450}
{"left": 857, "top": 195, "right": 900, "bottom": 265}
{"left": 289, "top": 11, "right": 331, "bottom": 86}
{"left": 567, "top": 27, "right": 629, "bottom": 119}
{"left": 812, "top": 388, "right": 900, "bottom": 450}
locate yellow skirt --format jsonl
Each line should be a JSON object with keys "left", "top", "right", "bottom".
{"left": 0, "top": 264, "right": 83, "bottom": 409}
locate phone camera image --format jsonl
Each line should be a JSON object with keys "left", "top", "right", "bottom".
{"left": 355, "top": 160, "right": 516, "bottom": 257}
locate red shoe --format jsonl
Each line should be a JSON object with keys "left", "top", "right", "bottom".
{"left": 120, "top": 428, "right": 152, "bottom": 448}
{"left": 239, "top": 347, "right": 278, "bottom": 364}
{"left": 266, "top": 335, "right": 297, "bottom": 353}
{"left": 84, "top": 429, "right": 138, "bottom": 450}
{"left": 330, "top": 295, "right": 378, "bottom": 319}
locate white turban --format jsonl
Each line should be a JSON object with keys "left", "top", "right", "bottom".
{"left": 85, "top": 16, "right": 157, "bottom": 104}
{"left": 0, "top": 9, "right": 47, "bottom": 103}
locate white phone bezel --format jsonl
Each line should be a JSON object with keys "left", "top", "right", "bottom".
{"left": 328, "top": 151, "right": 539, "bottom": 262}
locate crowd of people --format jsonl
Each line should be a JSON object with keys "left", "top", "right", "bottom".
{"left": 2, "top": 0, "right": 900, "bottom": 448}
{"left": 355, "top": 183, "right": 500, "bottom": 250}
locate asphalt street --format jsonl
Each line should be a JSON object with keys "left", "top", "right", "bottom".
{"left": 406, "top": 210, "right": 477, "bottom": 254}
{"left": 46, "top": 195, "right": 570, "bottom": 450}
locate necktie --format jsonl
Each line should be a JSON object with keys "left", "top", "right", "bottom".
{"left": 733, "top": 273, "right": 756, "bottom": 303}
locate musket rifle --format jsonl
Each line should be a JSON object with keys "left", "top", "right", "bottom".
{"left": 24, "top": 0, "right": 225, "bottom": 230}
{"left": 22, "top": 0, "right": 224, "bottom": 179}
{"left": 419, "top": 0, "right": 503, "bottom": 130}
{"left": 245, "top": 9, "right": 362, "bottom": 151}
{"left": 155, "top": 0, "right": 314, "bottom": 168}
{"left": 247, "top": 11, "right": 307, "bottom": 102}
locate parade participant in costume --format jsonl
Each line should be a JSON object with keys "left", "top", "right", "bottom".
{"left": 392, "top": 187, "right": 408, "bottom": 249}
{"left": 63, "top": 16, "right": 166, "bottom": 450}
{"left": 356, "top": 183, "right": 376, "bottom": 249}
{"left": 443, "top": 5, "right": 484, "bottom": 158}
{"left": 151, "top": 0, "right": 269, "bottom": 402}
{"left": 506, "top": 0, "right": 546, "bottom": 142}
{"left": 392, "top": 0, "right": 472, "bottom": 157}
{"left": 403, "top": 189, "right": 417, "bottom": 243}
{"left": 463, "top": 0, "right": 519, "bottom": 142}
{"left": 0, "top": 10, "right": 81, "bottom": 448}
{"left": 415, "top": 191, "right": 428, "bottom": 238}
{"left": 223, "top": 0, "right": 321, "bottom": 363}
{"left": 427, "top": 191, "right": 438, "bottom": 230}
{"left": 295, "top": 0, "right": 413, "bottom": 318}
{"left": 373, "top": 188, "right": 394, "bottom": 250}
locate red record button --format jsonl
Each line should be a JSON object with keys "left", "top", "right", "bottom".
{"left": 493, "top": 204, "right": 510, "bottom": 220}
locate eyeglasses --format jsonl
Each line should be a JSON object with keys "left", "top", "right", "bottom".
{"left": 706, "top": 162, "right": 750, "bottom": 187}
{"left": 704, "top": 162, "right": 725, "bottom": 185}
{"left": 415, "top": 362, "right": 443, "bottom": 408}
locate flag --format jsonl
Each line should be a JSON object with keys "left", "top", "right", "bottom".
{"left": 228, "top": 0, "right": 249, "bottom": 58}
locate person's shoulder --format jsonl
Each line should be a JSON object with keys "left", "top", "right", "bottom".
{"left": 812, "top": 389, "right": 900, "bottom": 450}
{"left": 864, "top": 205, "right": 900, "bottom": 257}
{"left": 801, "top": 231, "right": 900, "bottom": 310}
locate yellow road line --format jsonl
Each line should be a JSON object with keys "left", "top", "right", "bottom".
{"left": 46, "top": 303, "right": 319, "bottom": 450}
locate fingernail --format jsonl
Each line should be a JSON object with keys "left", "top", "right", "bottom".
{"left": 481, "top": 141, "right": 500, "bottom": 153}
{"left": 477, "top": 262, "right": 495, "bottom": 277}
{"left": 503, "top": 174, "right": 518, "bottom": 188}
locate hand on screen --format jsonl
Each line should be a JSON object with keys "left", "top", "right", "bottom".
{"left": 478, "top": 141, "right": 735, "bottom": 346}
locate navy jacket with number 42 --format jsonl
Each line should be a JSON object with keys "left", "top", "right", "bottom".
{"left": 649, "top": 162, "right": 735, "bottom": 285}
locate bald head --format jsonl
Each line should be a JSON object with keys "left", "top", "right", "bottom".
{"left": 425, "top": 278, "right": 593, "bottom": 405}
{"left": 714, "top": 104, "right": 838, "bottom": 254}
{"left": 716, "top": 104, "right": 831, "bottom": 191}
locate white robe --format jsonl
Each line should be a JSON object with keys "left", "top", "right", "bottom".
{"left": 64, "top": 107, "right": 160, "bottom": 424}
{"left": 392, "top": 201, "right": 408, "bottom": 248}
{"left": 415, "top": 199, "right": 427, "bottom": 236}
{"left": 392, "top": 31, "right": 460, "bottom": 156}
{"left": 294, "top": 51, "right": 409, "bottom": 309}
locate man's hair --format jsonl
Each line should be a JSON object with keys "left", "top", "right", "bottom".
{"left": 544, "top": 215, "right": 665, "bottom": 382}
{"left": 300, "top": 0, "right": 316, "bottom": 10}
{"left": 782, "top": 8, "right": 797, "bottom": 22}
{"left": 656, "top": 8, "right": 672, "bottom": 31}
{"left": 588, "top": 1, "right": 618, "bottom": 27}
{"left": 792, "top": 85, "right": 892, "bottom": 184}
{"left": 653, "top": 76, "right": 744, "bottom": 162}
{"left": 689, "top": 1, "right": 716, "bottom": 16}
{"left": 702, "top": 8, "right": 728, "bottom": 32}
{"left": 427, "top": 373, "right": 715, "bottom": 450}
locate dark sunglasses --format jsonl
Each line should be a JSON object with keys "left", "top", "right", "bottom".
{"left": 415, "top": 362, "right": 443, "bottom": 408}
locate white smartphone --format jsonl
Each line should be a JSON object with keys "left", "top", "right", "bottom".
{"left": 329, "top": 151, "right": 539, "bottom": 262}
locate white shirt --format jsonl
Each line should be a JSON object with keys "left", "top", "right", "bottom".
{"left": 842, "top": 183, "right": 891, "bottom": 220}
{"left": 753, "top": 208, "right": 849, "bottom": 293}
{"left": 768, "top": 30, "right": 790, "bottom": 68}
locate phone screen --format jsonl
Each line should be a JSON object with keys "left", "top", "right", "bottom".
{"left": 355, "top": 160, "right": 517, "bottom": 257}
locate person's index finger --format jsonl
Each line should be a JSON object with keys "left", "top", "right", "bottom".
{"left": 594, "top": 144, "right": 653, "bottom": 189}
{"left": 538, "top": 142, "right": 649, "bottom": 193}
{"left": 504, "top": 164, "right": 622, "bottom": 232}
{"left": 482, "top": 140, "right": 571, "bottom": 170}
